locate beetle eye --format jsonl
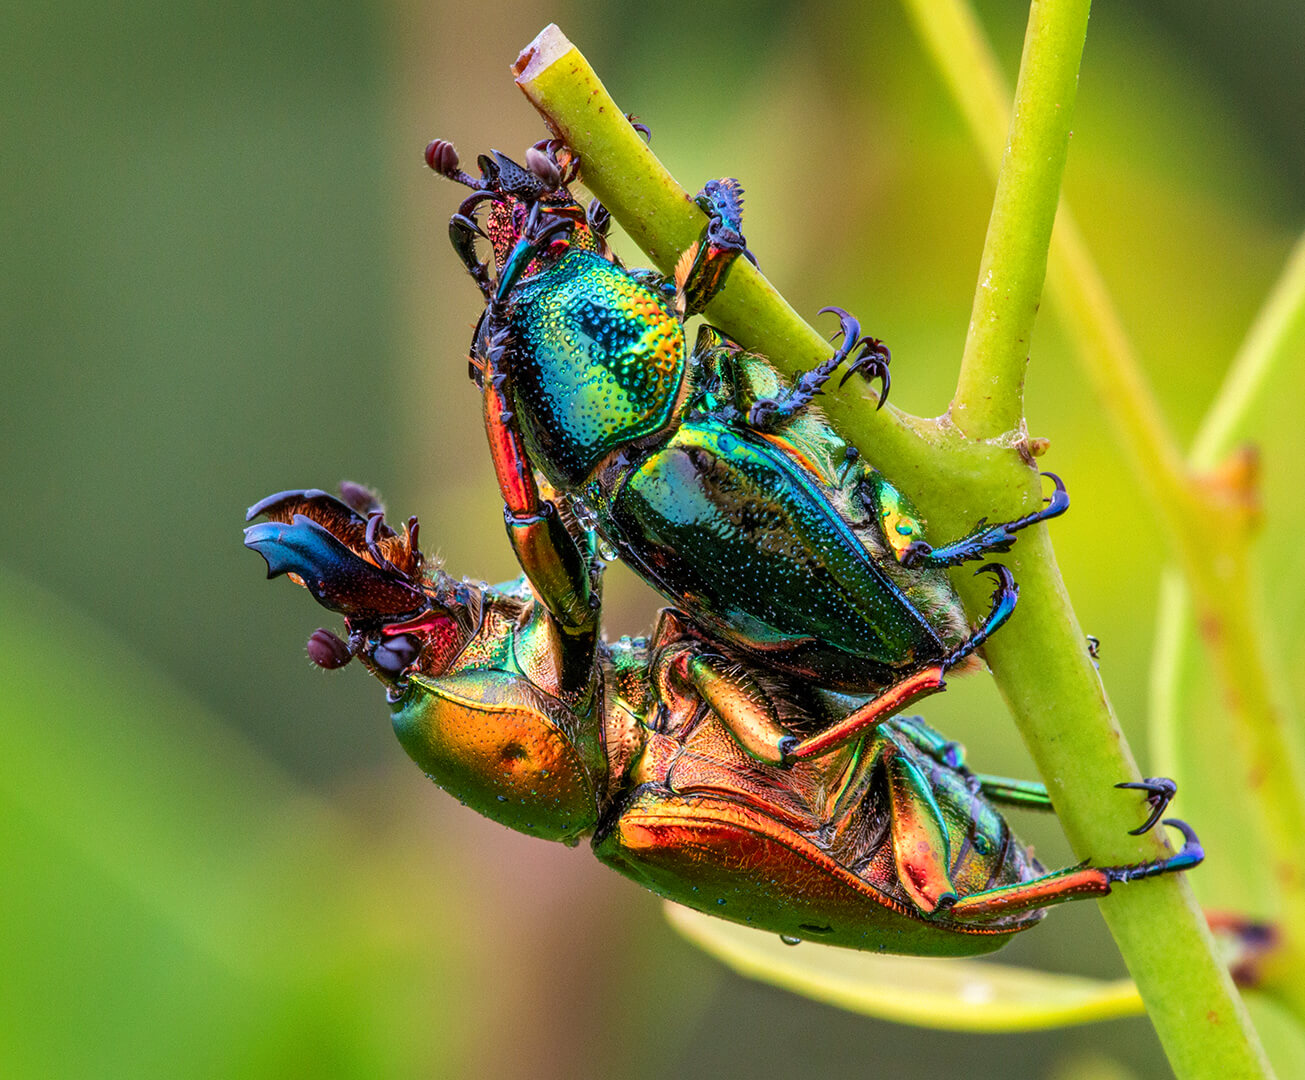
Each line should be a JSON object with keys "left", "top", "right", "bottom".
{"left": 373, "top": 633, "right": 422, "bottom": 675}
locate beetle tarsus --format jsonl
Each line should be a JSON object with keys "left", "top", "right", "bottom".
{"left": 1116, "top": 777, "right": 1178, "bottom": 835}
{"left": 942, "top": 564, "right": 1018, "bottom": 670}
{"left": 1106, "top": 819, "right": 1205, "bottom": 883}
{"left": 747, "top": 307, "right": 891, "bottom": 429}
{"left": 900, "top": 473, "right": 1070, "bottom": 569}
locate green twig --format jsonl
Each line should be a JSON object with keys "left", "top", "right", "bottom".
{"left": 514, "top": 19, "right": 1272, "bottom": 1077}
{"left": 949, "top": 0, "right": 1088, "bottom": 439}
{"left": 906, "top": 0, "right": 1305, "bottom": 1008}
{"left": 910, "top": 0, "right": 1305, "bottom": 1049}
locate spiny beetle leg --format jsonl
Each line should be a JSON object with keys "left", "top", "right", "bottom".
{"left": 679, "top": 178, "right": 753, "bottom": 315}
{"left": 786, "top": 565, "right": 1016, "bottom": 763}
{"left": 946, "top": 819, "right": 1204, "bottom": 920}
{"left": 1116, "top": 777, "right": 1178, "bottom": 835}
{"left": 900, "top": 472, "right": 1070, "bottom": 570}
{"left": 673, "top": 649, "right": 791, "bottom": 765}
{"left": 449, "top": 212, "right": 494, "bottom": 301}
{"left": 747, "top": 307, "right": 891, "bottom": 430}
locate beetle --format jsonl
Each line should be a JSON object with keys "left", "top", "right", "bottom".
{"left": 426, "top": 135, "right": 1068, "bottom": 766}
{"left": 244, "top": 484, "right": 1200, "bottom": 955}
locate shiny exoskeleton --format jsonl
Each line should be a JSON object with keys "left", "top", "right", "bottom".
{"left": 427, "top": 136, "right": 1068, "bottom": 765}
{"left": 244, "top": 485, "right": 1200, "bottom": 956}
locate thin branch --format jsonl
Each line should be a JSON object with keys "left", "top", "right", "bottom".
{"left": 910, "top": 0, "right": 1305, "bottom": 1048}
{"left": 949, "top": 0, "right": 1091, "bottom": 439}
{"left": 515, "top": 20, "right": 1273, "bottom": 1077}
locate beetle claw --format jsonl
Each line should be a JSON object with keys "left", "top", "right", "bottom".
{"left": 1116, "top": 777, "right": 1178, "bottom": 835}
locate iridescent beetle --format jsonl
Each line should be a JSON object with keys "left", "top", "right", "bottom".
{"left": 426, "top": 135, "right": 1068, "bottom": 766}
{"left": 244, "top": 485, "right": 1200, "bottom": 955}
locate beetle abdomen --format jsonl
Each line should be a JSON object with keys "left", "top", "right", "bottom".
{"left": 393, "top": 669, "right": 602, "bottom": 843}
{"left": 595, "top": 792, "right": 1024, "bottom": 955}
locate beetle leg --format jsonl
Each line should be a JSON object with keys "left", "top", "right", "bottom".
{"left": 787, "top": 567, "right": 1015, "bottom": 762}
{"left": 784, "top": 666, "right": 947, "bottom": 762}
{"left": 970, "top": 776, "right": 1053, "bottom": 811}
{"left": 669, "top": 648, "right": 794, "bottom": 765}
{"left": 945, "top": 819, "right": 1204, "bottom": 919}
{"left": 494, "top": 205, "right": 576, "bottom": 303}
{"left": 1116, "top": 777, "right": 1178, "bottom": 835}
{"left": 479, "top": 326, "right": 596, "bottom": 635}
{"left": 940, "top": 564, "right": 1019, "bottom": 669}
{"left": 677, "top": 178, "right": 754, "bottom": 315}
{"left": 934, "top": 770, "right": 1178, "bottom": 831}
{"left": 878, "top": 733, "right": 960, "bottom": 913}
{"left": 449, "top": 210, "right": 495, "bottom": 302}
{"left": 746, "top": 308, "right": 892, "bottom": 430}
{"left": 900, "top": 473, "right": 1070, "bottom": 569}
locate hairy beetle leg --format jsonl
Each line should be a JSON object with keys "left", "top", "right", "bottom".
{"left": 945, "top": 819, "right": 1204, "bottom": 920}
{"left": 901, "top": 472, "right": 1070, "bottom": 569}
{"left": 970, "top": 776, "right": 1054, "bottom": 811}
{"left": 748, "top": 307, "right": 891, "bottom": 430}
{"left": 784, "top": 666, "right": 947, "bottom": 763}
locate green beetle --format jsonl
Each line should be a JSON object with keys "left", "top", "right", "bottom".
{"left": 427, "top": 136, "right": 1067, "bottom": 767}
{"left": 244, "top": 484, "right": 1200, "bottom": 955}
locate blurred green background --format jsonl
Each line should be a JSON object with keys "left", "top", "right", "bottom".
{"left": 3, "top": 1, "right": 1303, "bottom": 1077}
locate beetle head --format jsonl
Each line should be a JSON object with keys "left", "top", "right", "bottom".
{"left": 244, "top": 485, "right": 480, "bottom": 688}
{"left": 426, "top": 137, "right": 601, "bottom": 275}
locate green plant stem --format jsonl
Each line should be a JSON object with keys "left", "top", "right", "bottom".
{"left": 908, "top": 0, "right": 1305, "bottom": 987}
{"left": 950, "top": 0, "right": 1088, "bottom": 439}
{"left": 514, "top": 20, "right": 1272, "bottom": 1077}
{"left": 911, "top": 0, "right": 1305, "bottom": 1036}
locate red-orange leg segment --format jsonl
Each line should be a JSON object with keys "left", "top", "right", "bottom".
{"left": 675, "top": 649, "right": 791, "bottom": 765}
{"left": 947, "top": 819, "right": 1204, "bottom": 920}
{"left": 786, "top": 666, "right": 946, "bottom": 762}
{"left": 481, "top": 326, "right": 594, "bottom": 632}
{"left": 880, "top": 736, "right": 958, "bottom": 914}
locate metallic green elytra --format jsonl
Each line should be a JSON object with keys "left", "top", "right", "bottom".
{"left": 244, "top": 485, "right": 1202, "bottom": 955}
{"left": 427, "top": 136, "right": 1069, "bottom": 765}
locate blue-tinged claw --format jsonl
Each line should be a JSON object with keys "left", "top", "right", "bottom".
{"left": 1116, "top": 777, "right": 1178, "bottom": 835}
{"left": 1039, "top": 472, "right": 1070, "bottom": 518}
{"left": 244, "top": 514, "right": 426, "bottom": 619}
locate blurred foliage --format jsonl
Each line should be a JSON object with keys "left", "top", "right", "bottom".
{"left": 2, "top": 0, "right": 1301, "bottom": 1077}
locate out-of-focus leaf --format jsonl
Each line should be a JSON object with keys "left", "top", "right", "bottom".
{"left": 0, "top": 567, "right": 469, "bottom": 1079}
{"left": 665, "top": 904, "right": 1144, "bottom": 1032}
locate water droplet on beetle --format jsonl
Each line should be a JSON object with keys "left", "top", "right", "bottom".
{"left": 780, "top": 935, "right": 802, "bottom": 946}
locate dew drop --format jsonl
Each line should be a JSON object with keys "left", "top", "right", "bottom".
{"left": 780, "top": 935, "right": 802, "bottom": 946}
